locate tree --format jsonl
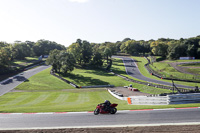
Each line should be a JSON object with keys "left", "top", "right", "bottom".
{"left": 68, "top": 39, "right": 92, "bottom": 66}
{"left": 59, "top": 51, "right": 76, "bottom": 74}
{"left": 104, "top": 47, "right": 112, "bottom": 63}
{"left": 13, "top": 42, "right": 31, "bottom": 60}
{"left": 46, "top": 50, "right": 76, "bottom": 74}
{"left": 90, "top": 52, "right": 103, "bottom": 68}
{"left": 82, "top": 40, "right": 92, "bottom": 65}
{"left": 46, "top": 49, "right": 60, "bottom": 73}
{"left": 150, "top": 41, "right": 168, "bottom": 57}
{"left": 120, "top": 40, "right": 141, "bottom": 55}
{"left": 33, "top": 40, "right": 66, "bottom": 56}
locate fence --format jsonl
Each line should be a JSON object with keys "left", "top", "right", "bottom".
{"left": 128, "top": 93, "right": 200, "bottom": 105}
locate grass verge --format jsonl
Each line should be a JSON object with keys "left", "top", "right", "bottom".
{"left": 132, "top": 56, "right": 199, "bottom": 87}
{"left": 1, "top": 89, "right": 200, "bottom": 113}
{"left": 15, "top": 67, "right": 74, "bottom": 90}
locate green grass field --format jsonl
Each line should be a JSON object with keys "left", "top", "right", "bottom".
{"left": 14, "top": 58, "right": 173, "bottom": 94}
{"left": 149, "top": 60, "right": 200, "bottom": 81}
{"left": 132, "top": 56, "right": 199, "bottom": 87}
{"left": 10, "top": 57, "right": 39, "bottom": 66}
{"left": 178, "top": 63, "right": 200, "bottom": 67}
{"left": 15, "top": 68, "right": 74, "bottom": 90}
{"left": 1, "top": 89, "right": 200, "bottom": 113}
{"left": 1, "top": 56, "right": 200, "bottom": 113}
{"left": 149, "top": 62, "right": 198, "bottom": 80}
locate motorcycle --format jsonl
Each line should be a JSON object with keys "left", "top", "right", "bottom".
{"left": 94, "top": 103, "right": 118, "bottom": 115}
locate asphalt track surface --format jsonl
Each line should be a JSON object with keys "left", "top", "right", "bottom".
{"left": 0, "top": 108, "right": 200, "bottom": 130}
{"left": 113, "top": 56, "right": 195, "bottom": 89}
{"left": 0, "top": 65, "right": 51, "bottom": 96}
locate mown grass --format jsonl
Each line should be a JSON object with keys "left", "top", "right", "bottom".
{"left": 10, "top": 57, "right": 38, "bottom": 66}
{"left": 2, "top": 56, "right": 200, "bottom": 113}
{"left": 15, "top": 68, "right": 74, "bottom": 90}
{"left": 149, "top": 61, "right": 200, "bottom": 81}
{"left": 186, "top": 68, "right": 200, "bottom": 75}
{"left": 132, "top": 56, "right": 199, "bottom": 87}
{"left": 60, "top": 68, "right": 129, "bottom": 87}
{"left": 149, "top": 62, "right": 199, "bottom": 80}
{"left": 0, "top": 89, "right": 200, "bottom": 113}
{"left": 179, "top": 63, "right": 200, "bottom": 67}
{"left": 15, "top": 58, "right": 172, "bottom": 94}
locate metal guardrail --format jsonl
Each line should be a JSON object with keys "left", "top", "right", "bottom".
{"left": 108, "top": 89, "right": 127, "bottom": 100}
{"left": 80, "top": 85, "right": 114, "bottom": 88}
{"left": 128, "top": 93, "right": 200, "bottom": 105}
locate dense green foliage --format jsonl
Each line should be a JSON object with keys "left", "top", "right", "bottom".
{"left": 67, "top": 39, "right": 115, "bottom": 68}
{"left": 0, "top": 40, "right": 66, "bottom": 74}
{"left": 1, "top": 35, "right": 200, "bottom": 76}
{"left": 119, "top": 36, "right": 200, "bottom": 59}
{"left": 46, "top": 50, "right": 76, "bottom": 74}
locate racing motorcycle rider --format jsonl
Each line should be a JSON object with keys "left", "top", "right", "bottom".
{"left": 102, "top": 100, "right": 111, "bottom": 111}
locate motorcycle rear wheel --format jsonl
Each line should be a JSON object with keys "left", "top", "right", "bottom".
{"left": 94, "top": 108, "right": 100, "bottom": 115}
{"left": 110, "top": 108, "right": 117, "bottom": 114}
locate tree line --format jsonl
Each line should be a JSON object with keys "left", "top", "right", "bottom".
{"left": 0, "top": 39, "right": 66, "bottom": 73}
{"left": 1, "top": 35, "right": 200, "bottom": 75}
{"left": 120, "top": 36, "right": 200, "bottom": 59}
{"left": 46, "top": 39, "right": 115, "bottom": 74}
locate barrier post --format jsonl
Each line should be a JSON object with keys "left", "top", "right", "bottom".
{"left": 127, "top": 97, "right": 132, "bottom": 104}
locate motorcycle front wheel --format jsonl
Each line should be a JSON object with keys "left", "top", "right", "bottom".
{"left": 94, "top": 108, "right": 100, "bottom": 115}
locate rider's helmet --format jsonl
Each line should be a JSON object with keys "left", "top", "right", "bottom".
{"left": 104, "top": 100, "right": 110, "bottom": 104}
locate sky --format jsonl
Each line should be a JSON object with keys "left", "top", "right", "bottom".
{"left": 0, "top": 0, "right": 200, "bottom": 47}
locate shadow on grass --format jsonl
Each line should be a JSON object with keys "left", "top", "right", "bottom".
{"left": 111, "top": 68, "right": 127, "bottom": 75}
{"left": 62, "top": 73, "right": 109, "bottom": 86}
{"left": 85, "top": 69, "right": 113, "bottom": 77}
{"left": 156, "top": 57, "right": 166, "bottom": 62}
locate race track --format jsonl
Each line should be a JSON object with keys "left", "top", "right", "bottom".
{"left": 0, "top": 65, "right": 51, "bottom": 96}
{"left": 113, "top": 56, "right": 195, "bottom": 89}
{"left": 0, "top": 108, "right": 200, "bottom": 130}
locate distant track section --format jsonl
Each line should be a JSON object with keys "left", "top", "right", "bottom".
{"left": 0, "top": 65, "right": 51, "bottom": 96}
{"left": 112, "top": 56, "right": 195, "bottom": 89}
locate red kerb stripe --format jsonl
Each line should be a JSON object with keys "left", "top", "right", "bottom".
{"left": 54, "top": 112, "right": 68, "bottom": 114}
{"left": 130, "top": 109, "right": 154, "bottom": 111}
{"left": 175, "top": 107, "right": 199, "bottom": 109}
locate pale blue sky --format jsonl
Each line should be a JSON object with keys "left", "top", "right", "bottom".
{"left": 0, "top": 0, "right": 200, "bottom": 46}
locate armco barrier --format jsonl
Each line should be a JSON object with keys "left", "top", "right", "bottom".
{"left": 128, "top": 93, "right": 200, "bottom": 105}
{"left": 129, "top": 96, "right": 168, "bottom": 105}
{"left": 108, "top": 89, "right": 127, "bottom": 100}
{"left": 80, "top": 85, "right": 114, "bottom": 88}
{"left": 168, "top": 93, "right": 200, "bottom": 104}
